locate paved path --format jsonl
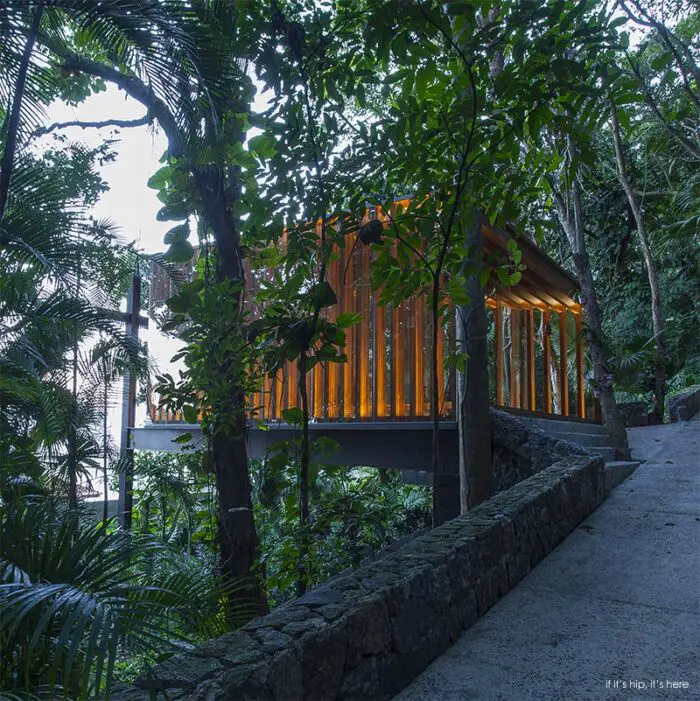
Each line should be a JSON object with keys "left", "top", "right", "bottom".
{"left": 395, "top": 417, "right": 700, "bottom": 701}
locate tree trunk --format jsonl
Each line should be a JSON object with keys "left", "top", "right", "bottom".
{"left": 552, "top": 152, "right": 630, "bottom": 459}
{"left": 297, "top": 351, "right": 310, "bottom": 597}
{"left": 572, "top": 246, "right": 629, "bottom": 458}
{"left": 430, "top": 274, "right": 443, "bottom": 526}
{"left": 212, "top": 411, "right": 266, "bottom": 619}
{"left": 456, "top": 216, "right": 492, "bottom": 512}
{"left": 206, "top": 175, "right": 266, "bottom": 617}
{"left": 610, "top": 99, "right": 667, "bottom": 423}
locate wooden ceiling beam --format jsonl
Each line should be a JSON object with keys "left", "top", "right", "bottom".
{"left": 519, "top": 267, "right": 579, "bottom": 310}
{"left": 508, "top": 286, "right": 549, "bottom": 311}
{"left": 516, "top": 279, "right": 566, "bottom": 313}
{"left": 493, "top": 287, "right": 533, "bottom": 310}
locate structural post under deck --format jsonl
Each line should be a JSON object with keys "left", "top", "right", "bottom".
{"left": 118, "top": 273, "right": 140, "bottom": 529}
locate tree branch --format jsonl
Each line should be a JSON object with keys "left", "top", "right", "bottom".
{"left": 59, "top": 53, "right": 184, "bottom": 156}
{"left": 35, "top": 114, "right": 150, "bottom": 136}
{"left": 626, "top": 53, "right": 700, "bottom": 160}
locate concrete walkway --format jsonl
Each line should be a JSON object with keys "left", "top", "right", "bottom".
{"left": 395, "top": 418, "right": 700, "bottom": 701}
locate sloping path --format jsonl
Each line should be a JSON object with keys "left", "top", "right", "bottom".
{"left": 395, "top": 417, "right": 700, "bottom": 701}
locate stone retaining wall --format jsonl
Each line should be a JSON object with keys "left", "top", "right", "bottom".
{"left": 114, "top": 452, "right": 604, "bottom": 701}
{"left": 668, "top": 387, "right": 700, "bottom": 422}
{"left": 618, "top": 401, "right": 650, "bottom": 427}
{"left": 491, "top": 409, "right": 583, "bottom": 491}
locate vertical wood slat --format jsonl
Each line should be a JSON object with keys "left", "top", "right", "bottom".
{"left": 559, "top": 311, "right": 569, "bottom": 416}
{"left": 527, "top": 308, "right": 536, "bottom": 412}
{"left": 306, "top": 367, "right": 313, "bottom": 420}
{"left": 327, "top": 250, "right": 340, "bottom": 418}
{"left": 414, "top": 294, "right": 425, "bottom": 416}
{"left": 264, "top": 372, "right": 273, "bottom": 420}
{"left": 342, "top": 238, "right": 355, "bottom": 419}
{"left": 406, "top": 298, "right": 414, "bottom": 417}
{"left": 436, "top": 311, "right": 445, "bottom": 415}
{"left": 374, "top": 288, "right": 387, "bottom": 418}
{"left": 542, "top": 310, "right": 552, "bottom": 414}
{"left": 313, "top": 358, "right": 324, "bottom": 419}
{"left": 358, "top": 243, "right": 371, "bottom": 418}
{"left": 286, "top": 360, "right": 297, "bottom": 411}
{"left": 575, "top": 313, "right": 586, "bottom": 418}
{"left": 495, "top": 300, "right": 504, "bottom": 406}
{"left": 391, "top": 240, "right": 404, "bottom": 417}
{"left": 393, "top": 302, "right": 405, "bottom": 417}
{"left": 312, "top": 219, "right": 325, "bottom": 420}
{"left": 374, "top": 208, "right": 388, "bottom": 419}
{"left": 510, "top": 308, "right": 521, "bottom": 408}
{"left": 275, "top": 369, "right": 284, "bottom": 419}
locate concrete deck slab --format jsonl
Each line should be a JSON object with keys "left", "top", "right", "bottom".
{"left": 394, "top": 416, "right": 699, "bottom": 701}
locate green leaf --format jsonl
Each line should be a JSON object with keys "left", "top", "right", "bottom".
{"left": 312, "top": 282, "right": 337, "bottom": 309}
{"left": 248, "top": 134, "right": 277, "bottom": 159}
{"left": 335, "top": 312, "right": 361, "bottom": 328}
{"left": 415, "top": 65, "right": 433, "bottom": 100}
{"left": 147, "top": 166, "right": 171, "bottom": 190}
{"left": 445, "top": 276, "right": 470, "bottom": 306}
{"left": 506, "top": 239, "right": 522, "bottom": 265}
{"left": 165, "top": 239, "right": 195, "bottom": 263}
{"left": 479, "top": 266, "right": 491, "bottom": 288}
{"left": 157, "top": 203, "right": 190, "bottom": 221}
{"left": 496, "top": 266, "right": 511, "bottom": 286}
{"left": 281, "top": 407, "right": 304, "bottom": 425}
{"left": 257, "top": 246, "right": 282, "bottom": 266}
{"left": 173, "top": 432, "right": 193, "bottom": 444}
{"left": 182, "top": 405, "right": 198, "bottom": 424}
{"left": 164, "top": 223, "right": 190, "bottom": 244}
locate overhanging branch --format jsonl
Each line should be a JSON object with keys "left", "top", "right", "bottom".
{"left": 35, "top": 114, "right": 151, "bottom": 136}
{"left": 59, "top": 52, "right": 184, "bottom": 156}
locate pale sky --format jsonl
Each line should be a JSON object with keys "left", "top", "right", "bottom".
{"left": 42, "top": 85, "right": 171, "bottom": 254}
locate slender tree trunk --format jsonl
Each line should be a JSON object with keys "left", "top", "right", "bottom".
{"left": 431, "top": 274, "right": 442, "bottom": 526}
{"left": 552, "top": 147, "right": 630, "bottom": 459}
{"left": 570, "top": 245, "right": 628, "bottom": 456}
{"left": 212, "top": 405, "right": 265, "bottom": 617}
{"left": 0, "top": 7, "right": 43, "bottom": 223}
{"left": 456, "top": 215, "right": 492, "bottom": 513}
{"left": 610, "top": 99, "right": 667, "bottom": 423}
{"left": 297, "top": 351, "right": 310, "bottom": 596}
{"left": 210, "top": 333, "right": 265, "bottom": 617}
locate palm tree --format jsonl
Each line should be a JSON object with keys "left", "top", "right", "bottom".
{"left": 0, "top": 499, "right": 250, "bottom": 700}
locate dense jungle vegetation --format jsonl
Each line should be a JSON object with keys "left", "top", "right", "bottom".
{"left": 0, "top": 1, "right": 697, "bottom": 698}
